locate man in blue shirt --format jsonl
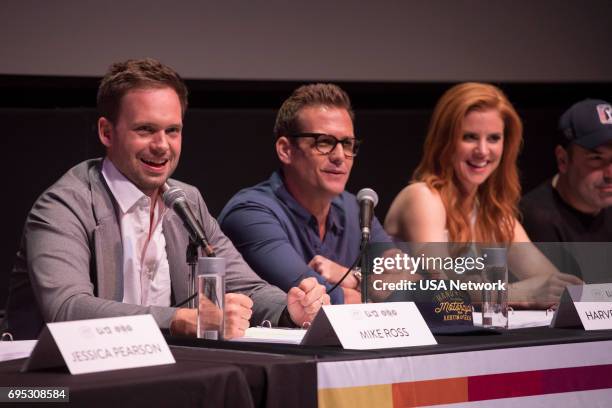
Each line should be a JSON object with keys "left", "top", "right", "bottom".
{"left": 219, "top": 84, "right": 391, "bottom": 304}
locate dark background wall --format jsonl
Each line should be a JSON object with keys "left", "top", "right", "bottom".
{"left": 1, "top": 0, "right": 611, "bottom": 307}
{"left": 1, "top": 1, "right": 612, "bottom": 82}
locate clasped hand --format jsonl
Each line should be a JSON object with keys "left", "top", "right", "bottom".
{"left": 171, "top": 277, "right": 329, "bottom": 338}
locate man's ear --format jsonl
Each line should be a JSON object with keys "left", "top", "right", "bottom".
{"left": 555, "top": 145, "right": 569, "bottom": 174}
{"left": 98, "top": 117, "right": 113, "bottom": 148}
{"left": 276, "top": 136, "right": 293, "bottom": 165}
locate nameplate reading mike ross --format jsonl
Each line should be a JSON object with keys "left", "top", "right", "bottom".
{"left": 358, "top": 309, "right": 410, "bottom": 340}
{"left": 320, "top": 302, "right": 436, "bottom": 350}
{"left": 23, "top": 315, "right": 175, "bottom": 375}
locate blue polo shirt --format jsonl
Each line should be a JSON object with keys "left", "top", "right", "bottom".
{"left": 218, "top": 171, "right": 392, "bottom": 304}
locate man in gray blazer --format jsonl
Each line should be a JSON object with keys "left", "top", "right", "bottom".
{"left": 6, "top": 58, "right": 329, "bottom": 340}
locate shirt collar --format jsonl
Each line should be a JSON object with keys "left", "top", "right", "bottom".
{"left": 270, "top": 170, "right": 345, "bottom": 234}
{"left": 102, "top": 158, "right": 156, "bottom": 214}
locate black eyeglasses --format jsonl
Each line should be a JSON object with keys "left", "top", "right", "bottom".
{"left": 289, "top": 133, "right": 361, "bottom": 158}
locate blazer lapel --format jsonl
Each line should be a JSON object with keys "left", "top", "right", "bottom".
{"left": 93, "top": 221, "right": 123, "bottom": 300}
{"left": 89, "top": 163, "right": 124, "bottom": 301}
{"left": 163, "top": 211, "right": 190, "bottom": 304}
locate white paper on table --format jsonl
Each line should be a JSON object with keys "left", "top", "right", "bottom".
{"left": 472, "top": 310, "right": 553, "bottom": 329}
{"left": 508, "top": 310, "right": 554, "bottom": 328}
{"left": 231, "top": 327, "right": 306, "bottom": 344}
{"left": 0, "top": 340, "right": 37, "bottom": 362}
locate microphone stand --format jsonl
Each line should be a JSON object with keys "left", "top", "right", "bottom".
{"left": 165, "top": 183, "right": 217, "bottom": 309}
{"left": 360, "top": 239, "right": 368, "bottom": 303}
{"left": 186, "top": 238, "right": 200, "bottom": 309}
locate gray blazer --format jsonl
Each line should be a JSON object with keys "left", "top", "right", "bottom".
{"left": 7, "top": 159, "right": 287, "bottom": 339}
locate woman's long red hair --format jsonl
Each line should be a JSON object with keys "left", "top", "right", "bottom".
{"left": 413, "top": 82, "right": 523, "bottom": 243}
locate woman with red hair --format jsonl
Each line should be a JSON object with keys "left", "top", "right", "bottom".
{"left": 385, "top": 82, "right": 581, "bottom": 305}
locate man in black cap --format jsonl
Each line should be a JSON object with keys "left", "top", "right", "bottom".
{"left": 521, "top": 99, "right": 612, "bottom": 242}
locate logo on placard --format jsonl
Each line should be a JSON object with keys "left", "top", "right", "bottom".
{"left": 351, "top": 310, "right": 365, "bottom": 320}
{"left": 78, "top": 326, "right": 95, "bottom": 339}
{"left": 597, "top": 104, "right": 612, "bottom": 124}
{"left": 591, "top": 288, "right": 612, "bottom": 299}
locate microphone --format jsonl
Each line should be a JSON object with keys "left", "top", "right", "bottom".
{"left": 162, "top": 184, "right": 216, "bottom": 256}
{"left": 357, "top": 188, "right": 378, "bottom": 242}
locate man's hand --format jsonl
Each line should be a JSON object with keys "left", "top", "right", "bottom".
{"left": 170, "top": 308, "right": 197, "bottom": 337}
{"left": 287, "top": 277, "right": 330, "bottom": 327}
{"left": 510, "top": 272, "right": 583, "bottom": 309}
{"left": 308, "top": 255, "right": 358, "bottom": 289}
{"left": 223, "top": 293, "right": 253, "bottom": 339}
{"left": 198, "top": 292, "right": 252, "bottom": 339}
{"left": 342, "top": 287, "right": 362, "bottom": 304}
{"left": 170, "top": 293, "right": 253, "bottom": 339}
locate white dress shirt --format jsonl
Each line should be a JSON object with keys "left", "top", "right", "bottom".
{"left": 101, "top": 159, "right": 171, "bottom": 307}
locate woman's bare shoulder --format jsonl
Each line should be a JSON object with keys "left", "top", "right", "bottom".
{"left": 398, "top": 182, "right": 444, "bottom": 210}
{"left": 385, "top": 182, "right": 447, "bottom": 241}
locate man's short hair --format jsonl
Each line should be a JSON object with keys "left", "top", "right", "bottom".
{"left": 97, "top": 58, "right": 188, "bottom": 123}
{"left": 273, "top": 83, "right": 354, "bottom": 138}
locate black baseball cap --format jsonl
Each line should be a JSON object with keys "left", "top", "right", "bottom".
{"left": 559, "top": 99, "right": 612, "bottom": 150}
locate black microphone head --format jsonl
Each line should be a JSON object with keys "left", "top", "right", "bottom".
{"left": 162, "top": 185, "right": 187, "bottom": 208}
{"left": 357, "top": 188, "right": 378, "bottom": 208}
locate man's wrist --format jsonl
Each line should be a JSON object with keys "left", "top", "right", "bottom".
{"left": 278, "top": 306, "right": 300, "bottom": 328}
{"left": 169, "top": 308, "right": 185, "bottom": 336}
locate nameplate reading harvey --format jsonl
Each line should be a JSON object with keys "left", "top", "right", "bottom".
{"left": 552, "top": 284, "right": 612, "bottom": 330}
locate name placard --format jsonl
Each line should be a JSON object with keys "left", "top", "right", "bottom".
{"left": 23, "top": 315, "right": 175, "bottom": 375}
{"left": 302, "top": 302, "right": 436, "bottom": 350}
{"left": 574, "top": 302, "right": 612, "bottom": 330}
{"left": 551, "top": 284, "right": 612, "bottom": 330}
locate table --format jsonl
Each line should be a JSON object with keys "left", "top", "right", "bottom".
{"left": 0, "top": 351, "right": 253, "bottom": 407}
{"left": 169, "top": 327, "right": 612, "bottom": 407}
{"left": 169, "top": 346, "right": 316, "bottom": 408}
{"left": 2, "top": 327, "right": 611, "bottom": 407}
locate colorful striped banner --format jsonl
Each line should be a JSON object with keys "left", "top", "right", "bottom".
{"left": 320, "top": 365, "right": 612, "bottom": 407}
{"left": 318, "top": 340, "right": 612, "bottom": 407}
